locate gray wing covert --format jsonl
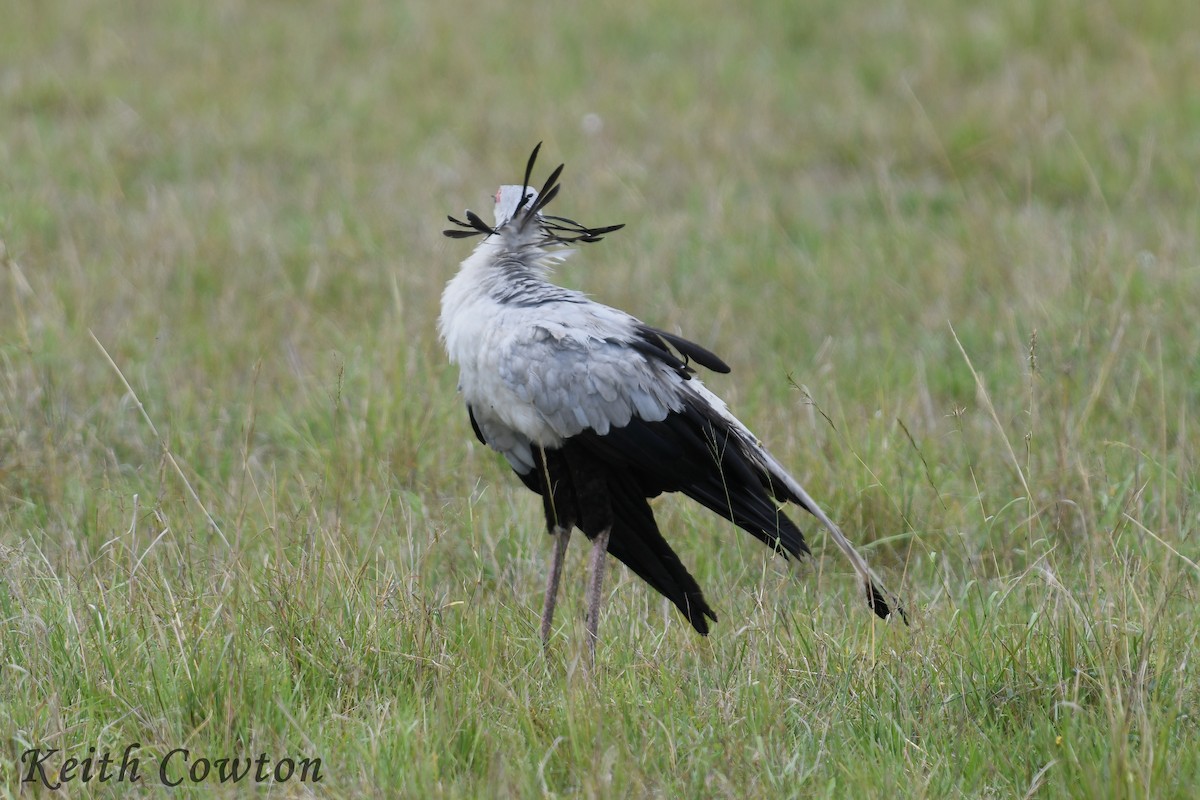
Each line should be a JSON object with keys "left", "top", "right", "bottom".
{"left": 498, "top": 324, "right": 684, "bottom": 438}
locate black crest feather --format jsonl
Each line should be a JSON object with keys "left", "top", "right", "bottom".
{"left": 443, "top": 143, "right": 625, "bottom": 245}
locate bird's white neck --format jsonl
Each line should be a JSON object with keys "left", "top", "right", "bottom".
{"left": 439, "top": 239, "right": 570, "bottom": 366}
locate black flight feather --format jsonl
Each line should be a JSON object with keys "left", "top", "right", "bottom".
{"left": 636, "top": 325, "right": 732, "bottom": 374}
{"left": 523, "top": 440, "right": 718, "bottom": 634}
{"left": 575, "top": 403, "right": 811, "bottom": 561}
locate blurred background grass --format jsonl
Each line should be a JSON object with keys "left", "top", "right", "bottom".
{"left": 2, "top": 0, "right": 1198, "bottom": 796}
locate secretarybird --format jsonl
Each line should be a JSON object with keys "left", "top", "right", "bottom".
{"left": 439, "top": 144, "right": 904, "bottom": 660}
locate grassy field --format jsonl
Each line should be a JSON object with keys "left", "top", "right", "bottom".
{"left": 3, "top": 0, "right": 1199, "bottom": 796}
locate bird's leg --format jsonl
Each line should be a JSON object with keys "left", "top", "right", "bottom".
{"left": 540, "top": 525, "right": 571, "bottom": 648}
{"left": 583, "top": 525, "right": 611, "bottom": 666}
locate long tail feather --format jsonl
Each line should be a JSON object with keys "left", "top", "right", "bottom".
{"left": 757, "top": 448, "right": 907, "bottom": 622}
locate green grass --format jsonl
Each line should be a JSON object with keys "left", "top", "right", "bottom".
{"left": 2, "top": 0, "right": 1198, "bottom": 796}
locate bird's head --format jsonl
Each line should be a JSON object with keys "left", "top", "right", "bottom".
{"left": 444, "top": 143, "right": 624, "bottom": 249}
{"left": 492, "top": 184, "right": 537, "bottom": 229}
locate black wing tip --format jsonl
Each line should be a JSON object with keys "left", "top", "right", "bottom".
{"left": 867, "top": 581, "right": 908, "bottom": 625}
{"left": 687, "top": 600, "right": 719, "bottom": 636}
{"left": 635, "top": 325, "right": 732, "bottom": 375}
